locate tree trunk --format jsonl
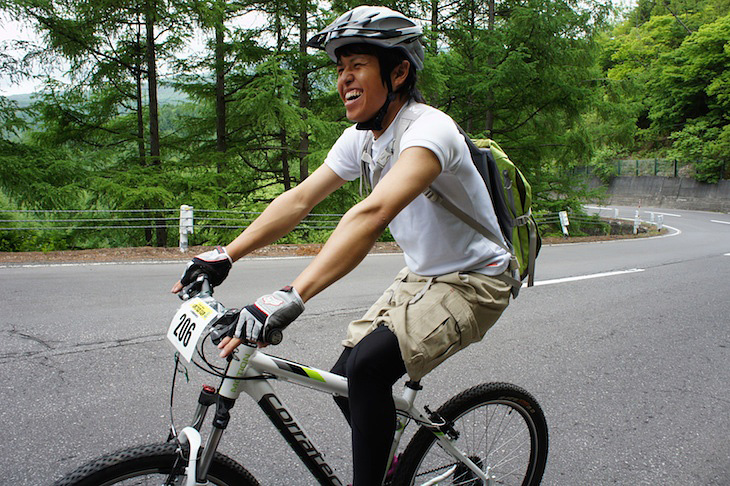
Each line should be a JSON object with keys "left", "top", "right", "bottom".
{"left": 485, "top": 0, "right": 496, "bottom": 136}
{"left": 297, "top": 2, "right": 309, "bottom": 182}
{"left": 214, "top": 21, "right": 227, "bottom": 155}
{"left": 430, "top": 0, "right": 439, "bottom": 55}
{"left": 145, "top": 0, "right": 166, "bottom": 246}
{"left": 281, "top": 128, "right": 291, "bottom": 191}
{"left": 135, "top": 68, "right": 146, "bottom": 164}
{"left": 145, "top": 4, "right": 160, "bottom": 166}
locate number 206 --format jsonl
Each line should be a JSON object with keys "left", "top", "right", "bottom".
{"left": 174, "top": 313, "right": 196, "bottom": 346}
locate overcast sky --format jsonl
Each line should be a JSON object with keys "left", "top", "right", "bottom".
{"left": 1, "top": 15, "right": 44, "bottom": 96}
{"left": 0, "top": 9, "right": 277, "bottom": 98}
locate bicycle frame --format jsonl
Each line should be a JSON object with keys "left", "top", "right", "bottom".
{"left": 181, "top": 343, "right": 493, "bottom": 486}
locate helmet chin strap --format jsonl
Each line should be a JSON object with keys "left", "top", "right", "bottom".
{"left": 356, "top": 77, "right": 395, "bottom": 131}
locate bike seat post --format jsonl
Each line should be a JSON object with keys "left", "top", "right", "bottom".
{"left": 401, "top": 380, "right": 422, "bottom": 409}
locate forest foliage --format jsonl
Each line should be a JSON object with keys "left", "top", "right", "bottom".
{"left": 0, "top": 0, "right": 728, "bottom": 250}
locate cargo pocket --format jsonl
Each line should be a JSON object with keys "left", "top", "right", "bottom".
{"left": 411, "top": 289, "right": 478, "bottom": 375}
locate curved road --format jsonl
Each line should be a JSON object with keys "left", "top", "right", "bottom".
{"left": 0, "top": 205, "right": 728, "bottom": 485}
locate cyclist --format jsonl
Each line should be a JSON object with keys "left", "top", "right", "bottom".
{"left": 172, "top": 6, "right": 512, "bottom": 485}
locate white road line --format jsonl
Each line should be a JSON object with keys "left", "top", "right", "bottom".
{"left": 725, "top": 253, "right": 730, "bottom": 257}
{"left": 646, "top": 211, "right": 681, "bottom": 217}
{"left": 711, "top": 220, "right": 730, "bottom": 225}
{"left": 532, "top": 268, "right": 645, "bottom": 287}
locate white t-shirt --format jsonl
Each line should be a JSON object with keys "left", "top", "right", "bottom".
{"left": 324, "top": 102, "right": 510, "bottom": 276}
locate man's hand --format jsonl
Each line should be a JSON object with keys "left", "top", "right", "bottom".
{"left": 218, "top": 286, "right": 304, "bottom": 357}
{"left": 171, "top": 246, "right": 232, "bottom": 293}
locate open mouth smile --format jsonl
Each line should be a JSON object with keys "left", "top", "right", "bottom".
{"left": 345, "top": 90, "right": 363, "bottom": 103}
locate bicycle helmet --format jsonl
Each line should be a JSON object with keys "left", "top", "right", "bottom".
{"left": 308, "top": 6, "right": 424, "bottom": 71}
{"left": 309, "top": 7, "right": 425, "bottom": 130}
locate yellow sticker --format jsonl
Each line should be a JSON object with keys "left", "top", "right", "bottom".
{"left": 190, "top": 299, "right": 213, "bottom": 319}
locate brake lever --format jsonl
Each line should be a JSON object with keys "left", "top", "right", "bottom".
{"left": 210, "top": 309, "right": 240, "bottom": 345}
{"left": 179, "top": 274, "right": 210, "bottom": 301}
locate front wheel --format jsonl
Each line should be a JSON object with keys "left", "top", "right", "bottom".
{"left": 53, "top": 442, "right": 259, "bottom": 486}
{"left": 392, "top": 383, "right": 548, "bottom": 486}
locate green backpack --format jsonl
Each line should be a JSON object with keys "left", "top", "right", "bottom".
{"left": 362, "top": 103, "right": 541, "bottom": 297}
{"left": 471, "top": 138, "right": 541, "bottom": 292}
{"left": 419, "top": 131, "right": 541, "bottom": 297}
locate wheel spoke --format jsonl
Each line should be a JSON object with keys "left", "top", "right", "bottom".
{"left": 395, "top": 383, "right": 547, "bottom": 486}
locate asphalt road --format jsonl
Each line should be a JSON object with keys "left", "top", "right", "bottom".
{"left": 1, "top": 205, "right": 728, "bottom": 485}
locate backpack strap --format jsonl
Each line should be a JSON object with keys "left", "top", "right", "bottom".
{"left": 526, "top": 215, "right": 538, "bottom": 287}
{"left": 422, "top": 187, "right": 508, "bottom": 254}
{"left": 422, "top": 187, "right": 522, "bottom": 295}
{"left": 359, "top": 102, "right": 523, "bottom": 295}
{"left": 359, "top": 101, "right": 422, "bottom": 196}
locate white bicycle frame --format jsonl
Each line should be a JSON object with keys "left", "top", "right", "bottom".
{"left": 179, "top": 343, "right": 494, "bottom": 486}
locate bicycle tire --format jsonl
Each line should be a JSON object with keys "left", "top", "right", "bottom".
{"left": 392, "top": 382, "right": 548, "bottom": 486}
{"left": 52, "top": 442, "right": 259, "bottom": 486}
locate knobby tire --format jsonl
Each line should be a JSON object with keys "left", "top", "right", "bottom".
{"left": 52, "top": 442, "right": 259, "bottom": 486}
{"left": 392, "top": 382, "right": 548, "bottom": 486}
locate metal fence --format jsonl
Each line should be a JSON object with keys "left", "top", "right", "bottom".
{"left": 0, "top": 206, "right": 650, "bottom": 251}
{"left": 0, "top": 208, "right": 343, "bottom": 231}
{"left": 614, "top": 159, "right": 685, "bottom": 177}
{"left": 576, "top": 159, "right": 727, "bottom": 179}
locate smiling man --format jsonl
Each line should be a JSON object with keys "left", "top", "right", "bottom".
{"left": 172, "top": 6, "right": 513, "bottom": 485}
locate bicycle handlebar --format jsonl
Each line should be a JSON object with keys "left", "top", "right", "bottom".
{"left": 178, "top": 273, "right": 285, "bottom": 346}
{"left": 178, "top": 273, "right": 213, "bottom": 301}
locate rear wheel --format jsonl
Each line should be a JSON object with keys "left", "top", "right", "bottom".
{"left": 53, "top": 442, "right": 259, "bottom": 486}
{"left": 393, "top": 383, "right": 548, "bottom": 486}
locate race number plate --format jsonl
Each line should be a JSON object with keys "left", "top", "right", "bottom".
{"left": 167, "top": 298, "right": 219, "bottom": 362}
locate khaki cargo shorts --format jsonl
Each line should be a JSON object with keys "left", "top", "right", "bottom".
{"left": 342, "top": 267, "right": 511, "bottom": 381}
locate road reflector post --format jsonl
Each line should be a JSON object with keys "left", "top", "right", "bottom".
{"left": 179, "top": 205, "right": 194, "bottom": 252}
{"left": 559, "top": 211, "right": 570, "bottom": 237}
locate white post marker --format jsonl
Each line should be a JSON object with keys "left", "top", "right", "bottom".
{"left": 657, "top": 214, "right": 664, "bottom": 231}
{"left": 179, "top": 205, "right": 194, "bottom": 252}
{"left": 633, "top": 210, "right": 640, "bottom": 234}
{"left": 559, "top": 211, "right": 570, "bottom": 237}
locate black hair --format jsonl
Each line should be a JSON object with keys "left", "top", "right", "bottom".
{"left": 335, "top": 43, "right": 425, "bottom": 103}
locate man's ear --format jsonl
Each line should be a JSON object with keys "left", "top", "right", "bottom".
{"left": 391, "top": 60, "right": 411, "bottom": 91}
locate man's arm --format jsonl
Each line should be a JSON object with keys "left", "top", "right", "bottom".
{"left": 217, "top": 146, "right": 441, "bottom": 356}
{"left": 225, "top": 164, "right": 347, "bottom": 262}
{"left": 171, "top": 164, "right": 346, "bottom": 294}
{"left": 292, "top": 146, "right": 441, "bottom": 302}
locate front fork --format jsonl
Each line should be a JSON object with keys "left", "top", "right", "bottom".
{"left": 174, "top": 346, "right": 255, "bottom": 485}
{"left": 172, "top": 384, "right": 236, "bottom": 485}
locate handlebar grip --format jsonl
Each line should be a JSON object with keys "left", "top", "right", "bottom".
{"left": 265, "top": 328, "right": 283, "bottom": 346}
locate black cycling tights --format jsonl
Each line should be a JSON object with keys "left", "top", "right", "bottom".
{"left": 331, "top": 326, "right": 407, "bottom": 486}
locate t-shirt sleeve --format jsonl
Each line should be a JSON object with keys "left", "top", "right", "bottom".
{"left": 398, "top": 110, "right": 463, "bottom": 173}
{"left": 324, "top": 125, "right": 362, "bottom": 181}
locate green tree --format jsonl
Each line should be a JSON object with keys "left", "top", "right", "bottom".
{"left": 430, "top": 0, "right": 607, "bottom": 209}
{"left": 599, "top": 0, "right": 729, "bottom": 182}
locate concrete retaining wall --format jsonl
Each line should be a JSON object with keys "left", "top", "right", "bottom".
{"left": 592, "top": 176, "right": 730, "bottom": 212}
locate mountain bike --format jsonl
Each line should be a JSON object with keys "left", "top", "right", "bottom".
{"left": 54, "top": 275, "right": 548, "bottom": 486}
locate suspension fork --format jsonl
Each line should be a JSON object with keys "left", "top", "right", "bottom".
{"left": 195, "top": 346, "right": 256, "bottom": 482}
{"left": 171, "top": 387, "right": 237, "bottom": 485}
{"left": 182, "top": 346, "right": 255, "bottom": 484}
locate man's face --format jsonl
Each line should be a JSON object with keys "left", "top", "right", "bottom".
{"left": 336, "top": 53, "right": 388, "bottom": 123}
